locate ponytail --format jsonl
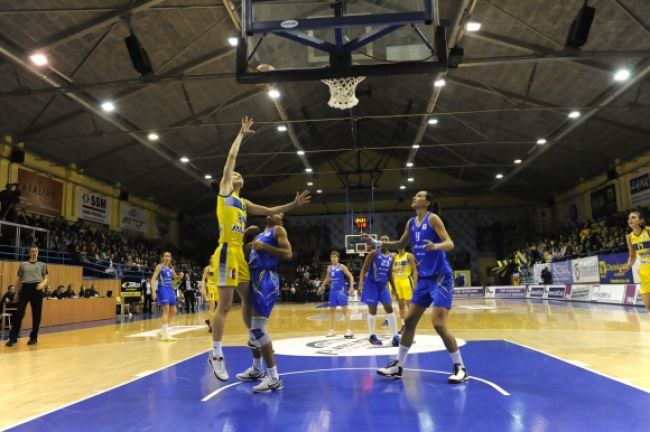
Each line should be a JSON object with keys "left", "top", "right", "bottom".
{"left": 424, "top": 191, "right": 440, "bottom": 214}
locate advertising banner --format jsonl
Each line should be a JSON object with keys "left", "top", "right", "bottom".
{"left": 623, "top": 284, "right": 638, "bottom": 305}
{"left": 547, "top": 285, "right": 566, "bottom": 299}
{"left": 485, "top": 286, "right": 526, "bottom": 298}
{"left": 571, "top": 256, "right": 600, "bottom": 284}
{"left": 629, "top": 169, "right": 650, "bottom": 208}
{"left": 17, "top": 168, "right": 63, "bottom": 216}
{"left": 598, "top": 253, "right": 634, "bottom": 284}
{"left": 120, "top": 203, "right": 147, "bottom": 235}
{"left": 453, "top": 287, "right": 484, "bottom": 298}
{"left": 590, "top": 183, "right": 617, "bottom": 219}
{"left": 591, "top": 284, "right": 626, "bottom": 304}
{"left": 566, "top": 284, "right": 594, "bottom": 301}
{"left": 527, "top": 285, "right": 545, "bottom": 299}
{"left": 550, "top": 260, "right": 573, "bottom": 284}
{"left": 77, "top": 187, "right": 111, "bottom": 225}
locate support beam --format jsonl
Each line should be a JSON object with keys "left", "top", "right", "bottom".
{"left": 31, "top": 0, "right": 166, "bottom": 52}
{"left": 490, "top": 58, "right": 650, "bottom": 191}
{"left": 0, "top": 38, "right": 209, "bottom": 189}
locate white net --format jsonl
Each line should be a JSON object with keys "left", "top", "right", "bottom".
{"left": 321, "top": 76, "right": 366, "bottom": 110}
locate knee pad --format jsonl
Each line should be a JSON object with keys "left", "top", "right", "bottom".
{"left": 249, "top": 316, "right": 271, "bottom": 348}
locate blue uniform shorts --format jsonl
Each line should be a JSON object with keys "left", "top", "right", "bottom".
{"left": 328, "top": 287, "right": 348, "bottom": 307}
{"left": 251, "top": 268, "right": 280, "bottom": 317}
{"left": 157, "top": 286, "right": 177, "bottom": 306}
{"left": 411, "top": 272, "right": 454, "bottom": 309}
{"left": 361, "top": 279, "right": 392, "bottom": 306}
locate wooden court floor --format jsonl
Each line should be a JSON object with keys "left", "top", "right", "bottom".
{"left": 1, "top": 299, "right": 649, "bottom": 430}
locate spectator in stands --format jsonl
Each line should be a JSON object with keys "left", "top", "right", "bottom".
{"left": 42, "top": 287, "right": 52, "bottom": 298}
{"left": 63, "top": 284, "right": 76, "bottom": 298}
{"left": 1, "top": 285, "right": 17, "bottom": 310}
{"left": 51, "top": 285, "right": 65, "bottom": 299}
{"left": 541, "top": 266, "right": 553, "bottom": 284}
{"left": 0, "top": 183, "right": 20, "bottom": 222}
{"left": 84, "top": 284, "right": 100, "bottom": 298}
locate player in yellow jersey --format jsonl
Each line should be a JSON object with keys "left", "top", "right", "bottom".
{"left": 392, "top": 248, "right": 418, "bottom": 333}
{"left": 201, "top": 262, "right": 219, "bottom": 332}
{"left": 622, "top": 210, "right": 650, "bottom": 311}
{"left": 209, "top": 117, "right": 311, "bottom": 382}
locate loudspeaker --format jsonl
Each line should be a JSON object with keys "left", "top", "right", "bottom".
{"left": 566, "top": 6, "right": 595, "bottom": 49}
{"left": 119, "top": 190, "right": 129, "bottom": 201}
{"left": 9, "top": 149, "right": 24, "bottom": 163}
{"left": 124, "top": 34, "right": 153, "bottom": 76}
{"left": 607, "top": 169, "right": 618, "bottom": 180}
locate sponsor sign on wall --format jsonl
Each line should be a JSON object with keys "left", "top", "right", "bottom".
{"left": 629, "top": 169, "right": 650, "bottom": 208}
{"left": 566, "top": 284, "right": 594, "bottom": 301}
{"left": 550, "top": 261, "right": 573, "bottom": 284}
{"left": 571, "top": 256, "right": 600, "bottom": 284}
{"left": 120, "top": 203, "right": 147, "bottom": 234}
{"left": 17, "top": 168, "right": 63, "bottom": 216}
{"left": 598, "top": 252, "right": 634, "bottom": 284}
{"left": 485, "top": 286, "right": 526, "bottom": 298}
{"left": 590, "top": 183, "right": 617, "bottom": 219}
{"left": 547, "top": 285, "right": 566, "bottom": 299}
{"left": 453, "top": 287, "right": 484, "bottom": 298}
{"left": 591, "top": 284, "right": 626, "bottom": 304}
{"left": 77, "top": 187, "right": 111, "bottom": 224}
{"left": 152, "top": 213, "right": 171, "bottom": 241}
{"left": 527, "top": 285, "right": 545, "bottom": 299}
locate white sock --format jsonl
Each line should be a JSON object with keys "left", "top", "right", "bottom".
{"left": 253, "top": 357, "right": 262, "bottom": 370}
{"left": 449, "top": 350, "right": 464, "bottom": 366}
{"left": 161, "top": 324, "right": 168, "bottom": 335}
{"left": 268, "top": 365, "right": 279, "bottom": 380}
{"left": 387, "top": 313, "right": 398, "bottom": 336}
{"left": 212, "top": 341, "right": 223, "bottom": 358}
{"left": 398, "top": 345, "right": 410, "bottom": 365}
{"left": 367, "top": 314, "right": 376, "bottom": 335}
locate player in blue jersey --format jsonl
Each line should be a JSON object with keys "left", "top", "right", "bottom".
{"left": 235, "top": 213, "right": 292, "bottom": 392}
{"left": 369, "top": 191, "right": 468, "bottom": 384}
{"left": 151, "top": 252, "right": 184, "bottom": 342}
{"left": 359, "top": 235, "right": 400, "bottom": 347}
{"left": 317, "top": 251, "right": 355, "bottom": 338}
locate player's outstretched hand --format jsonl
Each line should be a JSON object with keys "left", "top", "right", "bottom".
{"left": 294, "top": 190, "right": 311, "bottom": 207}
{"left": 240, "top": 116, "right": 255, "bottom": 136}
{"left": 244, "top": 225, "right": 260, "bottom": 237}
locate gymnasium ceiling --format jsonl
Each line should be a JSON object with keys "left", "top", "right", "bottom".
{"left": 0, "top": 0, "right": 649, "bottom": 216}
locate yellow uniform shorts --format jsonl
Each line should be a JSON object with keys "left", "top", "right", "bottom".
{"left": 205, "top": 282, "right": 219, "bottom": 302}
{"left": 211, "top": 243, "right": 250, "bottom": 287}
{"left": 394, "top": 277, "right": 414, "bottom": 301}
{"left": 639, "top": 264, "right": 650, "bottom": 295}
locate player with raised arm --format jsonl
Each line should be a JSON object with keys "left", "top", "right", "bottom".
{"left": 317, "top": 251, "right": 355, "bottom": 338}
{"left": 367, "top": 190, "right": 468, "bottom": 384}
{"left": 151, "top": 252, "right": 184, "bottom": 341}
{"left": 358, "top": 235, "right": 400, "bottom": 346}
{"left": 208, "top": 117, "right": 311, "bottom": 382}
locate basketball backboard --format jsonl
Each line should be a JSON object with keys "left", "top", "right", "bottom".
{"left": 345, "top": 234, "right": 376, "bottom": 255}
{"left": 236, "top": 0, "right": 448, "bottom": 83}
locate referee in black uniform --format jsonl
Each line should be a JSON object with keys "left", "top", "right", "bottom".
{"left": 6, "top": 244, "right": 48, "bottom": 347}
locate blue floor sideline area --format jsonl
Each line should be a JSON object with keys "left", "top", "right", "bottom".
{"left": 7, "top": 340, "right": 649, "bottom": 432}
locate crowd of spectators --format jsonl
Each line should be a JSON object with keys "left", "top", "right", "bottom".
{"left": 507, "top": 207, "right": 648, "bottom": 265}
{"left": 6, "top": 210, "right": 202, "bottom": 277}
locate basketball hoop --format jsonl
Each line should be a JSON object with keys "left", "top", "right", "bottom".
{"left": 321, "top": 76, "right": 365, "bottom": 110}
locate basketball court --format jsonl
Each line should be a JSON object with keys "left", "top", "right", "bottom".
{"left": 1, "top": 0, "right": 650, "bottom": 431}
{"left": 2, "top": 300, "right": 649, "bottom": 431}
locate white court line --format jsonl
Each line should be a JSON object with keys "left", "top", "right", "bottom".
{"left": 201, "top": 367, "right": 510, "bottom": 401}
{"left": 3, "top": 350, "right": 208, "bottom": 431}
{"left": 504, "top": 339, "right": 650, "bottom": 395}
